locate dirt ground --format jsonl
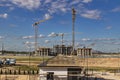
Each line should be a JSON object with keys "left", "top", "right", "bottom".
{"left": 0, "top": 56, "right": 120, "bottom": 80}
{"left": 0, "top": 75, "right": 39, "bottom": 80}
{"left": 0, "top": 55, "right": 120, "bottom": 68}
{"left": 78, "top": 58, "right": 120, "bottom": 68}
{"left": 16, "top": 57, "right": 120, "bottom": 68}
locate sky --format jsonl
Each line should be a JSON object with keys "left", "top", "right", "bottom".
{"left": 0, "top": 0, "right": 120, "bottom": 52}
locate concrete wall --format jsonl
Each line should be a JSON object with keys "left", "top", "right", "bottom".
{"left": 39, "top": 67, "right": 67, "bottom": 80}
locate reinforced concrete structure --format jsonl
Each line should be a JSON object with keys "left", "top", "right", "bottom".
{"left": 36, "top": 47, "right": 51, "bottom": 56}
{"left": 53, "top": 45, "right": 73, "bottom": 55}
{"left": 77, "top": 47, "right": 92, "bottom": 57}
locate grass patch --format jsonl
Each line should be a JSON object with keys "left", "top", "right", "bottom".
{"left": 0, "top": 56, "right": 50, "bottom": 61}
{"left": 87, "top": 66, "right": 119, "bottom": 72}
{"left": 13, "top": 65, "right": 39, "bottom": 71}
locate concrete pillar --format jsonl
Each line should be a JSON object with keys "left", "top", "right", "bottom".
{"left": 66, "top": 47, "right": 67, "bottom": 56}
{"left": 80, "top": 49, "right": 82, "bottom": 56}
{"left": 47, "top": 49, "right": 48, "bottom": 56}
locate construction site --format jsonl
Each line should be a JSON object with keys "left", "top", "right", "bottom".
{"left": 0, "top": 54, "right": 120, "bottom": 80}
{"left": 0, "top": 1, "right": 120, "bottom": 80}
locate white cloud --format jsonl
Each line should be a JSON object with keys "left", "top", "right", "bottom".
{"left": 81, "top": 38, "right": 90, "bottom": 41}
{"left": 48, "top": 32, "right": 58, "bottom": 37}
{"left": 22, "top": 35, "right": 34, "bottom": 39}
{"left": 24, "top": 41, "right": 30, "bottom": 44}
{"left": 45, "top": 40, "right": 50, "bottom": 43}
{"left": 58, "top": 33, "right": 64, "bottom": 36}
{"left": 94, "top": 38, "right": 116, "bottom": 41}
{"left": 0, "top": 36, "right": 4, "bottom": 39}
{"left": 5, "top": 3, "right": 12, "bottom": 7}
{"left": 82, "top": 0, "right": 92, "bottom": 3}
{"left": 60, "top": 8, "right": 67, "bottom": 12}
{"left": 112, "top": 42, "right": 120, "bottom": 45}
{"left": 69, "top": 0, "right": 81, "bottom": 6}
{"left": 48, "top": 1, "right": 68, "bottom": 14}
{"left": 106, "top": 26, "right": 112, "bottom": 30}
{"left": 24, "top": 41, "right": 35, "bottom": 47}
{"left": 0, "top": 3, "right": 12, "bottom": 7}
{"left": 1, "top": 0, "right": 95, "bottom": 20}
{"left": 1, "top": 0, "right": 101, "bottom": 21}
{"left": 80, "top": 38, "right": 117, "bottom": 42}
{"left": 44, "top": 0, "right": 52, "bottom": 4}
{"left": 112, "top": 7, "right": 120, "bottom": 12}
{"left": 38, "top": 34, "right": 45, "bottom": 38}
{"left": 80, "top": 9, "right": 101, "bottom": 19}
{"left": 10, "top": 0, "right": 41, "bottom": 10}
{"left": 0, "top": 13, "right": 8, "bottom": 19}
{"left": 44, "top": 13, "right": 51, "bottom": 20}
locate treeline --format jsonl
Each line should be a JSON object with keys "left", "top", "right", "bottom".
{"left": 0, "top": 50, "right": 34, "bottom": 54}
{"left": 93, "top": 52, "right": 119, "bottom": 55}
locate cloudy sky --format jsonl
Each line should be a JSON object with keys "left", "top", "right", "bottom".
{"left": 0, "top": 0, "right": 120, "bottom": 52}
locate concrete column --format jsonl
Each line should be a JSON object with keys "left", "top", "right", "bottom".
{"left": 40, "top": 50, "right": 41, "bottom": 56}
{"left": 66, "top": 47, "right": 67, "bottom": 56}
{"left": 90, "top": 49, "right": 92, "bottom": 56}
{"left": 85, "top": 49, "right": 86, "bottom": 56}
{"left": 43, "top": 49, "right": 45, "bottom": 56}
{"left": 80, "top": 49, "right": 82, "bottom": 56}
{"left": 47, "top": 49, "right": 49, "bottom": 56}
{"left": 42, "top": 49, "right": 44, "bottom": 56}
{"left": 82, "top": 49, "right": 84, "bottom": 57}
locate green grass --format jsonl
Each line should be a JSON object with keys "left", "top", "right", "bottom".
{"left": 87, "top": 66, "right": 120, "bottom": 72}
{"left": 0, "top": 56, "right": 50, "bottom": 61}
{"left": 13, "top": 65, "right": 39, "bottom": 71}
{"left": 16, "top": 57, "right": 48, "bottom": 61}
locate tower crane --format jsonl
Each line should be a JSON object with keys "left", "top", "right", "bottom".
{"left": 59, "top": 32, "right": 82, "bottom": 47}
{"left": 58, "top": 32, "right": 81, "bottom": 54}
{"left": 58, "top": 33, "right": 64, "bottom": 45}
{"left": 72, "top": 8, "right": 76, "bottom": 55}
{"left": 32, "top": 18, "right": 50, "bottom": 54}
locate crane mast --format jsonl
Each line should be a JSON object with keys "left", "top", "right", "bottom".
{"left": 72, "top": 8, "right": 76, "bottom": 55}
{"left": 33, "top": 18, "right": 50, "bottom": 54}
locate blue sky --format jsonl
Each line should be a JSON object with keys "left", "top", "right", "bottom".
{"left": 0, "top": 0, "right": 120, "bottom": 52}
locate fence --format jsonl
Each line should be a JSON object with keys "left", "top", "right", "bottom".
{"left": 0, "top": 69, "right": 39, "bottom": 75}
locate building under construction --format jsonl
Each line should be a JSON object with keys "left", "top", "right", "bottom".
{"left": 77, "top": 47, "right": 92, "bottom": 57}
{"left": 36, "top": 45, "right": 92, "bottom": 57}
{"left": 36, "top": 47, "right": 51, "bottom": 56}
{"left": 53, "top": 45, "right": 73, "bottom": 55}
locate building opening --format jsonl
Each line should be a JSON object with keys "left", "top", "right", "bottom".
{"left": 47, "top": 72, "right": 54, "bottom": 80}
{"left": 67, "top": 68, "right": 82, "bottom": 80}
